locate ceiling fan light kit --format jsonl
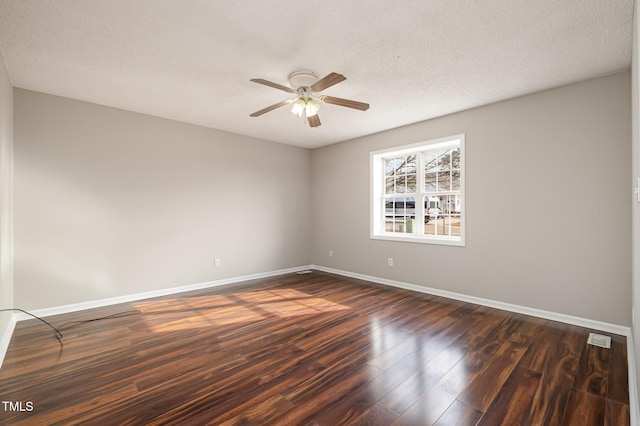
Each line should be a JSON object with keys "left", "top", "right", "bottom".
{"left": 250, "top": 70, "right": 369, "bottom": 128}
{"left": 291, "top": 95, "right": 319, "bottom": 118}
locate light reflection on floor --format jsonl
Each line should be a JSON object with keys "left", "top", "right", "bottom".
{"left": 132, "top": 288, "right": 351, "bottom": 333}
{"left": 368, "top": 315, "right": 468, "bottom": 411}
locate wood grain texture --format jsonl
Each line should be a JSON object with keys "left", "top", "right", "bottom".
{"left": 0, "top": 271, "right": 629, "bottom": 425}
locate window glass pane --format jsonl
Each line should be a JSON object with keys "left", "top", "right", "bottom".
{"left": 452, "top": 170, "right": 460, "bottom": 190}
{"left": 424, "top": 214, "right": 461, "bottom": 237}
{"left": 423, "top": 194, "right": 461, "bottom": 237}
{"left": 386, "top": 156, "right": 417, "bottom": 176}
{"left": 397, "top": 176, "right": 408, "bottom": 194}
{"left": 425, "top": 172, "right": 436, "bottom": 192}
{"left": 437, "top": 150, "right": 451, "bottom": 171}
{"left": 451, "top": 148, "right": 460, "bottom": 170}
{"left": 438, "top": 171, "right": 451, "bottom": 191}
{"left": 384, "top": 197, "right": 416, "bottom": 234}
{"left": 387, "top": 173, "right": 417, "bottom": 194}
{"left": 386, "top": 156, "right": 418, "bottom": 195}
{"left": 425, "top": 196, "right": 440, "bottom": 216}
{"left": 424, "top": 151, "right": 439, "bottom": 172}
{"left": 385, "top": 158, "right": 401, "bottom": 176}
{"left": 407, "top": 173, "right": 417, "bottom": 192}
{"left": 440, "top": 194, "right": 460, "bottom": 215}
{"left": 385, "top": 177, "right": 395, "bottom": 194}
{"left": 400, "top": 155, "right": 417, "bottom": 174}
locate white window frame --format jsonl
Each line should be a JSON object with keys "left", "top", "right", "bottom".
{"left": 370, "top": 134, "right": 465, "bottom": 246}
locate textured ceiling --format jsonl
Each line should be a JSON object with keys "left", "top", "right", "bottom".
{"left": 0, "top": 0, "right": 634, "bottom": 148}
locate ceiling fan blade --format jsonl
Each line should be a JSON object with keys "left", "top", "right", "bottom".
{"left": 307, "top": 114, "right": 321, "bottom": 127}
{"left": 250, "top": 100, "right": 292, "bottom": 117}
{"left": 320, "top": 96, "right": 369, "bottom": 111}
{"left": 310, "top": 72, "right": 346, "bottom": 92}
{"left": 250, "top": 78, "right": 296, "bottom": 93}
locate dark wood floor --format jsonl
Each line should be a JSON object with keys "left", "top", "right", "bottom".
{"left": 0, "top": 271, "right": 630, "bottom": 425}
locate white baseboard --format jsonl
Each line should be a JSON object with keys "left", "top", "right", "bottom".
{"left": 310, "top": 265, "right": 631, "bottom": 336}
{"left": 0, "top": 312, "right": 17, "bottom": 369}
{"left": 12, "top": 265, "right": 314, "bottom": 322}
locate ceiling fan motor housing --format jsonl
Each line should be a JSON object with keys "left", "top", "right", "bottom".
{"left": 288, "top": 71, "right": 318, "bottom": 90}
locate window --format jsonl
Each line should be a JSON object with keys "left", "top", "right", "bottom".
{"left": 371, "top": 134, "right": 465, "bottom": 246}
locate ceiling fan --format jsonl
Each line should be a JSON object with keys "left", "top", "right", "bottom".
{"left": 249, "top": 71, "right": 369, "bottom": 127}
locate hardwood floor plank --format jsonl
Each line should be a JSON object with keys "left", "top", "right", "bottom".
{"left": 561, "top": 389, "right": 606, "bottom": 426}
{"left": 605, "top": 399, "right": 631, "bottom": 426}
{"left": 380, "top": 344, "right": 467, "bottom": 414}
{"left": 347, "top": 402, "right": 400, "bottom": 426}
{"left": 293, "top": 314, "right": 372, "bottom": 352}
{"left": 608, "top": 335, "right": 630, "bottom": 405}
{"left": 170, "top": 360, "right": 324, "bottom": 425}
{"left": 446, "top": 303, "right": 478, "bottom": 319}
{"left": 132, "top": 346, "right": 248, "bottom": 392}
{"left": 575, "top": 340, "right": 610, "bottom": 397}
{"left": 523, "top": 324, "right": 587, "bottom": 425}
{"left": 388, "top": 299, "right": 448, "bottom": 333}
{"left": 366, "top": 326, "right": 436, "bottom": 371}
{"left": 428, "top": 314, "right": 481, "bottom": 348}
{"left": 282, "top": 354, "right": 380, "bottom": 405}
{"left": 476, "top": 366, "right": 541, "bottom": 425}
{"left": 0, "top": 271, "right": 629, "bottom": 425}
{"left": 217, "top": 395, "right": 295, "bottom": 426}
{"left": 392, "top": 351, "right": 491, "bottom": 425}
{"left": 314, "top": 341, "right": 448, "bottom": 425}
{"left": 433, "top": 400, "right": 483, "bottom": 426}
{"left": 273, "top": 364, "right": 383, "bottom": 426}
{"left": 308, "top": 373, "right": 398, "bottom": 425}
{"left": 456, "top": 352, "right": 523, "bottom": 412}
{"left": 411, "top": 304, "right": 466, "bottom": 341}
{"left": 460, "top": 305, "right": 510, "bottom": 338}
{"left": 518, "top": 325, "right": 563, "bottom": 373}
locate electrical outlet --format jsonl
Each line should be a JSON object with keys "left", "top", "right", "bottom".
{"left": 387, "top": 257, "right": 394, "bottom": 267}
{"left": 214, "top": 258, "right": 221, "bottom": 268}
{"left": 329, "top": 249, "right": 333, "bottom": 258}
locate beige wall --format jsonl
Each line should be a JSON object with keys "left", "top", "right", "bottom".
{"left": 0, "top": 50, "right": 13, "bottom": 336}
{"left": 312, "top": 72, "right": 631, "bottom": 326}
{"left": 9, "top": 72, "right": 634, "bottom": 325}
{"left": 13, "top": 89, "right": 311, "bottom": 309}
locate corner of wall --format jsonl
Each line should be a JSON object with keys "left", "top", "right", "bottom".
{"left": 0, "top": 47, "right": 15, "bottom": 366}
{"left": 631, "top": 0, "right": 640, "bottom": 424}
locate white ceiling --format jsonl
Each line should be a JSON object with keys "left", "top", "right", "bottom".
{"left": 0, "top": 0, "right": 634, "bottom": 149}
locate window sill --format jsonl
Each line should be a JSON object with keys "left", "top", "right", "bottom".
{"left": 371, "top": 233, "right": 465, "bottom": 247}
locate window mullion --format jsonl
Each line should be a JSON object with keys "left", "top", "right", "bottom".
{"left": 415, "top": 152, "right": 425, "bottom": 235}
